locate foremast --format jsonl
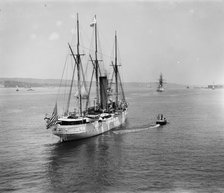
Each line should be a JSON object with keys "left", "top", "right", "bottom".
{"left": 114, "top": 31, "right": 119, "bottom": 109}
{"left": 67, "top": 13, "right": 83, "bottom": 116}
{"left": 93, "top": 15, "right": 100, "bottom": 108}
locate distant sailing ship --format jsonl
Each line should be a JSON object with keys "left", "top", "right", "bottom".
{"left": 16, "top": 85, "right": 19, "bottom": 92}
{"left": 45, "top": 14, "right": 128, "bottom": 142}
{"left": 157, "top": 73, "right": 165, "bottom": 92}
{"left": 27, "top": 87, "right": 34, "bottom": 91}
{"left": 212, "top": 82, "right": 215, "bottom": 90}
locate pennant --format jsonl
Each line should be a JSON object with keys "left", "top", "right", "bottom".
{"left": 90, "top": 16, "right": 96, "bottom": 27}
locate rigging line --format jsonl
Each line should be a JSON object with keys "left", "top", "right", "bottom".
{"left": 79, "top": 26, "right": 90, "bottom": 56}
{"left": 111, "top": 61, "right": 125, "bottom": 102}
{"left": 89, "top": 53, "right": 101, "bottom": 77}
{"left": 89, "top": 52, "right": 102, "bottom": 101}
{"left": 65, "top": 57, "right": 76, "bottom": 115}
{"left": 120, "top": 66, "right": 125, "bottom": 94}
{"left": 85, "top": 68, "right": 95, "bottom": 112}
{"left": 66, "top": 43, "right": 80, "bottom": 115}
{"left": 98, "top": 32, "right": 110, "bottom": 76}
{"left": 81, "top": 45, "right": 112, "bottom": 59}
{"left": 80, "top": 60, "right": 87, "bottom": 90}
{"left": 70, "top": 16, "right": 78, "bottom": 47}
{"left": 84, "top": 58, "right": 90, "bottom": 81}
{"left": 79, "top": 21, "right": 92, "bottom": 48}
{"left": 65, "top": 57, "right": 73, "bottom": 107}
{"left": 109, "top": 71, "right": 115, "bottom": 89}
{"left": 97, "top": 32, "right": 104, "bottom": 64}
{"left": 109, "top": 61, "right": 115, "bottom": 89}
{"left": 118, "top": 70, "right": 126, "bottom": 102}
{"left": 62, "top": 57, "right": 71, "bottom": 113}
{"left": 117, "top": 44, "right": 123, "bottom": 68}
{"left": 94, "top": 28, "right": 103, "bottom": 77}
{"left": 89, "top": 28, "right": 95, "bottom": 55}
{"left": 110, "top": 40, "right": 115, "bottom": 60}
{"left": 84, "top": 29, "right": 95, "bottom": 80}
{"left": 115, "top": 37, "right": 126, "bottom": 94}
{"left": 98, "top": 62, "right": 102, "bottom": 77}
{"left": 56, "top": 52, "right": 70, "bottom": 102}
{"left": 84, "top": 57, "right": 90, "bottom": 77}
{"left": 89, "top": 54, "right": 96, "bottom": 72}
{"left": 86, "top": 54, "right": 97, "bottom": 111}
{"left": 97, "top": 24, "right": 111, "bottom": 60}
{"left": 81, "top": 28, "right": 111, "bottom": 63}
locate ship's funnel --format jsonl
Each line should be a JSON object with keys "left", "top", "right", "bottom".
{"left": 99, "top": 76, "right": 108, "bottom": 110}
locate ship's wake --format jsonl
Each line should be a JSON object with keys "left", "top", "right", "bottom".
{"left": 113, "top": 124, "right": 160, "bottom": 134}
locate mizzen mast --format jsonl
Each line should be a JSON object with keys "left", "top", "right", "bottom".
{"left": 114, "top": 31, "right": 119, "bottom": 108}
{"left": 93, "top": 15, "right": 100, "bottom": 108}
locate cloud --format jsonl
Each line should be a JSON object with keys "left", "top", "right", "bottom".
{"left": 189, "top": 9, "right": 195, "bottom": 14}
{"left": 32, "top": 24, "right": 39, "bottom": 30}
{"left": 71, "top": 28, "right": 75, "bottom": 34}
{"left": 70, "top": 14, "right": 76, "bottom": 19}
{"left": 56, "top": 20, "right": 62, "bottom": 27}
{"left": 30, "top": 33, "right": 37, "bottom": 40}
{"left": 49, "top": 32, "right": 59, "bottom": 41}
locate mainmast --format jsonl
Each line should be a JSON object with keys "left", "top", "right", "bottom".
{"left": 115, "top": 31, "right": 119, "bottom": 108}
{"left": 67, "top": 13, "right": 82, "bottom": 116}
{"left": 76, "top": 13, "right": 82, "bottom": 116}
{"left": 94, "top": 15, "right": 100, "bottom": 107}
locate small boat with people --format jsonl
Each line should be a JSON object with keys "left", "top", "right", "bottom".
{"left": 156, "top": 114, "right": 167, "bottom": 125}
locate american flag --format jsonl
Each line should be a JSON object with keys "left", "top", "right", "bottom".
{"left": 46, "top": 103, "right": 58, "bottom": 129}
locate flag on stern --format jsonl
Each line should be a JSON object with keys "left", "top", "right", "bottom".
{"left": 90, "top": 15, "right": 96, "bottom": 27}
{"left": 46, "top": 103, "right": 58, "bottom": 129}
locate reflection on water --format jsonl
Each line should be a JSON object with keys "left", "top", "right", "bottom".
{"left": 47, "top": 133, "right": 124, "bottom": 192}
{"left": 1, "top": 88, "right": 224, "bottom": 192}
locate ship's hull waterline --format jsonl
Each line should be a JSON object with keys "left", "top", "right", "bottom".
{"left": 51, "top": 110, "right": 127, "bottom": 141}
{"left": 157, "top": 88, "right": 164, "bottom": 92}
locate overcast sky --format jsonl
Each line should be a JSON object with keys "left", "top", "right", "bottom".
{"left": 1, "top": 0, "right": 224, "bottom": 85}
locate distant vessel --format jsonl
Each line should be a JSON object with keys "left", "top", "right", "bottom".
{"left": 45, "top": 14, "right": 128, "bottom": 142}
{"left": 208, "top": 84, "right": 224, "bottom": 89}
{"left": 16, "top": 86, "right": 19, "bottom": 92}
{"left": 27, "top": 88, "right": 34, "bottom": 91}
{"left": 156, "top": 114, "right": 167, "bottom": 125}
{"left": 212, "top": 83, "right": 215, "bottom": 90}
{"left": 157, "top": 73, "right": 165, "bottom": 92}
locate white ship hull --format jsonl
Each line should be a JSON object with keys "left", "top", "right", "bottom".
{"left": 51, "top": 110, "right": 127, "bottom": 142}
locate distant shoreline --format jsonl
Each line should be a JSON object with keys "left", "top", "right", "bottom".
{"left": 1, "top": 77, "right": 222, "bottom": 89}
{"left": 0, "top": 77, "right": 183, "bottom": 88}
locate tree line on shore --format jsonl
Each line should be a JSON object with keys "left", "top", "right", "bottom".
{"left": 3, "top": 80, "right": 64, "bottom": 88}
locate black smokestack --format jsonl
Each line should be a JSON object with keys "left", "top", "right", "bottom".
{"left": 99, "top": 76, "right": 108, "bottom": 110}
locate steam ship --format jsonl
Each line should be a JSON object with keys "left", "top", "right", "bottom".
{"left": 45, "top": 14, "right": 128, "bottom": 142}
{"left": 157, "top": 73, "right": 165, "bottom": 92}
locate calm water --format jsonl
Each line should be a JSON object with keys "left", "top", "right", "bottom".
{"left": 1, "top": 87, "right": 224, "bottom": 193}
